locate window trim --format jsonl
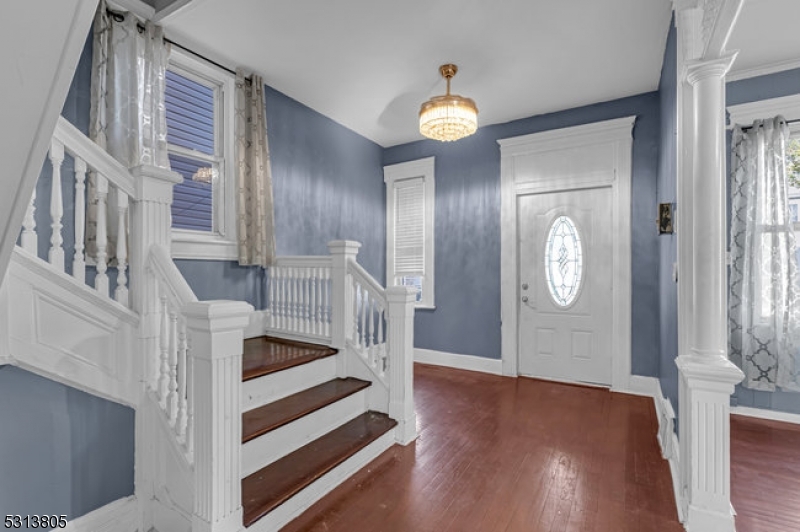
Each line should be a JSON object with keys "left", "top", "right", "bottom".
{"left": 167, "top": 47, "right": 238, "bottom": 261}
{"left": 384, "top": 157, "right": 435, "bottom": 309}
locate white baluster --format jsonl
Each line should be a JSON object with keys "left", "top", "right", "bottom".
{"left": 21, "top": 186, "right": 37, "bottom": 254}
{"left": 94, "top": 174, "right": 109, "bottom": 296}
{"left": 378, "top": 304, "right": 386, "bottom": 374}
{"left": 168, "top": 310, "right": 179, "bottom": 427}
{"left": 322, "top": 268, "right": 331, "bottom": 338}
{"left": 353, "top": 282, "right": 361, "bottom": 345}
{"left": 360, "top": 286, "right": 368, "bottom": 351}
{"left": 186, "top": 353, "right": 194, "bottom": 457}
{"left": 72, "top": 157, "right": 87, "bottom": 283}
{"left": 158, "top": 294, "right": 170, "bottom": 410}
{"left": 302, "top": 268, "right": 310, "bottom": 334}
{"left": 277, "top": 266, "right": 284, "bottom": 330}
{"left": 267, "top": 266, "right": 278, "bottom": 329}
{"left": 114, "top": 191, "right": 129, "bottom": 306}
{"left": 289, "top": 267, "right": 297, "bottom": 332}
{"left": 48, "top": 140, "right": 65, "bottom": 269}
{"left": 310, "top": 268, "right": 318, "bottom": 336}
{"left": 366, "top": 292, "right": 373, "bottom": 358}
{"left": 177, "top": 318, "right": 189, "bottom": 442}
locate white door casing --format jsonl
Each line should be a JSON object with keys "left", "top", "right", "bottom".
{"left": 498, "top": 116, "right": 634, "bottom": 391}
{"left": 517, "top": 187, "right": 613, "bottom": 385}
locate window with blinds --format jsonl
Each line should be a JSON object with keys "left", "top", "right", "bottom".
{"left": 165, "top": 68, "right": 218, "bottom": 232}
{"left": 384, "top": 157, "right": 435, "bottom": 308}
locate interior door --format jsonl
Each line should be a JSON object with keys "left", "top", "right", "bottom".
{"left": 517, "top": 186, "right": 613, "bottom": 385}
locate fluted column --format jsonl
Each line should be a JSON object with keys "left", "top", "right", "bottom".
{"left": 386, "top": 286, "right": 417, "bottom": 445}
{"left": 677, "top": 53, "right": 744, "bottom": 532}
{"left": 186, "top": 300, "right": 253, "bottom": 532}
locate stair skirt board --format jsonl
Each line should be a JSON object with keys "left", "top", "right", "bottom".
{"left": 242, "top": 388, "right": 369, "bottom": 477}
{"left": 242, "top": 355, "right": 337, "bottom": 412}
{"left": 63, "top": 495, "right": 138, "bottom": 532}
{"left": 244, "top": 429, "right": 396, "bottom": 532}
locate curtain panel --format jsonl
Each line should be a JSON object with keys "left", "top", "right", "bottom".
{"left": 234, "top": 70, "right": 276, "bottom": 267}
{"left": 87, "top": 0, "right": 170, "bottom": 261}
{"left": 729, "top": 116, "right": 800, "bottom": 391}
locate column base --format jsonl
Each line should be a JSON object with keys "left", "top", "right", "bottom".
{"left": 192, "top": 508, "right": 243, "bottom": 532}
{"left": 684, "top": 504, "right": 736, "bottom": 532}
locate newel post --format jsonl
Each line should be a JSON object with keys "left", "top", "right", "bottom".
{"left": 185, "top": 300, "right": 253, "bottom": 532}
{"left": 328, "top": 240, "right": 360, "bottom": 355}
{"left": 386, "top": 286, "right": 417, "bottom": 445}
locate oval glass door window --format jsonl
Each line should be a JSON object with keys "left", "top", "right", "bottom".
{"left": 544, "top": 215, "right": 584, "bottom": 307}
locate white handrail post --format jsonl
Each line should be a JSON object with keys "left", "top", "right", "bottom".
{"left": 185, "top": 300, "right": 253, "bottom": 532}
{"left": 328, "top": 240, "right": 361, "bottom": 376}
{"left": 386, "top": 285, "right": 417, "bottom": 445}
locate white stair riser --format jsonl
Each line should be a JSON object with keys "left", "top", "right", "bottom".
{"left": 242, "top": 355, "right": 337, "bottom": 412}
{"left": 241, "top": 389, "right": 368, "bottom": 478}
{"left": 244, "top": 429, "right": 395, "bottom": 532}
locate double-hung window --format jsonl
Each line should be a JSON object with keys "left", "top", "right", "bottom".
{"left": 384, "top": 157, "right": 435, "bottom": 308}
{"left": 166, "top": 48, "right": 237, "bottom": 260}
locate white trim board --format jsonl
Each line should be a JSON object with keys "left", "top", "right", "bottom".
{"left": 497, "top": 116, "right": 634, "bottom": 391}
{"left": 731, "top": 405, "right": 800, "bottom": 425}
{"left": 64, "top": 495, "right": 138, "bottom": 532}
{"left": 414, "top": 348, "right": 503, "bottom": 375}
{"left": 727, "top": 58, "right": 800, "bottom": 82}
{"left": 727, "top": 93, "right": 800, "bottom": 130}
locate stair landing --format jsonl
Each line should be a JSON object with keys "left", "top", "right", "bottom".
{"left": 243, "top": 336, "right": 337, "bottom": 382}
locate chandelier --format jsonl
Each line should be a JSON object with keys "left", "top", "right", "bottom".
{"left": 419, "top": 64, "right": 478, "bottom": 142}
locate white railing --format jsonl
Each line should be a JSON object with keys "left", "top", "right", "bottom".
{"left": 19, "top": 116, "right": 135, "bottom": 306}
{"left": 347, "top": 261, "right": 388, "bottom": 383}
{"left": 148, "top": 245, "right": 198, "bottom": 461}
{"left": 266, "top": 257, "right": 333, "bottom": 342}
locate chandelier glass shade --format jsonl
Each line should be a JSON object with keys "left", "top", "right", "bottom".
{"left": 419, "top": 64, "right": 478, "bottom": 142}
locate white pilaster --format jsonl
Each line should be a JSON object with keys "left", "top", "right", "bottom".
{"left": 185, "top": 300, "right": 253, "bottom": 532}
{"left": 386, "top": 286, "right": 417, "bottom": 445}
{"left": 676, "top": 52, "right": 744, "bottom": 532}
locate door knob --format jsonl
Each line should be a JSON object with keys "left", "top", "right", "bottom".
{"left": 521, "top": 296, "right": 529, "bottom": 303}
{"left": 521, "top": 283, "right": 529, "bottom": 290}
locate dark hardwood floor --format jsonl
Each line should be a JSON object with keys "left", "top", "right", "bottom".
{"left": 281, "top": 364, "right": 683, "bottom": 532}
{"left": 731, "top": 414, "right": 800, "bottom": 532}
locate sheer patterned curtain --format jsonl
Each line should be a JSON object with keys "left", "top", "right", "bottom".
{"left": 234, "top": 70, "right": 276, "bottom": 267}
{"left": 729, "top": 116, "right": 800, "bottom": 391}
{"left": 87, "top": 0, "right": 170, "bottom": 260}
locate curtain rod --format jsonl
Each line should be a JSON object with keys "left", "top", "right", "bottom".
{"left": 106, "top": 8, "right": 250, "bottom": 81}
{"left": 738, "top": 118, "right": 800, "bottom": 131}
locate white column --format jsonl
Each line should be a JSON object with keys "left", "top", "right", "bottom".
{"left": 328, "top": 240, "right": 361, "bottom": 377}
{"left": 186, "top": 300, "right": 253, "bottom": 532}
{"left": 677, "top": 54, "right": 744, "bottom": 532}
{"left": 386, "top": 286, "right": 417, "bottom": 445}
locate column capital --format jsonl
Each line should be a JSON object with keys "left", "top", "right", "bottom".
{"left": 685, "top": 52, "right": 738, "bottom": 85}
{"left": 327, "top": 240, "right": 362, "bottom": 257}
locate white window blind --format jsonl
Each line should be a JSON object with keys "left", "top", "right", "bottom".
{"left": 394, "top": 177, "right": 425, "bottom": 275}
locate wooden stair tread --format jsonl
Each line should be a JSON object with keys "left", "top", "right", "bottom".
{"left": 241, "top": 411, "right": 397, "bottom": 527}
{"left": 242, "top": 336, "right": 337, "bottom": 382}
{"left": 242, "top": 378, "right": 371, "bottom": 443}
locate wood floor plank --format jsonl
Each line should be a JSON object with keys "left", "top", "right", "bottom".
{"left": 242, "top": 377, "right": 370, "bottom": 443}
{"left": 280, "top": 364, "right": 684, "bottom": 532}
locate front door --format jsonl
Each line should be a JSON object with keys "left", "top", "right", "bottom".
{"left": 517, "top": 186, "right": 613, "bottom": 385}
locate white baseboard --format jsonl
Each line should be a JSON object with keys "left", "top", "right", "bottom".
{"left": 64, "top": 495, "right": 138, "bottom": 532}
{"left": 414, "top": 348, "right": 503, "bottom": 375}
{"left": 731, "top": 405, "right": 800, "bottom": 425}
{"left": 651, "top": 380, "right": 685, "bottom": 524}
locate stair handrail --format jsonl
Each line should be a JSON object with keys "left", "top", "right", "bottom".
{"left": 53, "top": 116, "right": 136, "bottom": 198}
{"left": 148, "top": 244, "right": 198, "bottom": 308}
{"left": 345, "top": 259, "right": 389, "bottom": 384}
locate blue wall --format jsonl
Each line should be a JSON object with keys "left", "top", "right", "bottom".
{"left": 383, "top": 93, "right": 662, "bottom": 376}
{"left": 0, "top": 366, "right": 135, "bottom": 522}
{"left": 657, "top": 17, "right": 679, "bottom": 416}
{"left": 726, "top": 66, "right": 800, "bottom": 414}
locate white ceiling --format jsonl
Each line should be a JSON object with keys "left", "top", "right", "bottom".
{"left": 157, "top": 0, "right": 674, "bottom": 147}
{"left": 727, "top": 0, "right": 800, "bottom": 80}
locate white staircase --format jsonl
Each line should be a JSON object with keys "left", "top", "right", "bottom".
{"left": 1, "top": 116, "right": 417, "bottom": 532}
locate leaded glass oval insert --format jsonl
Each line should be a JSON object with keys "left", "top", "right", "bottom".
{"left": 544, "top": 215, "right": 584, "bottom": 307}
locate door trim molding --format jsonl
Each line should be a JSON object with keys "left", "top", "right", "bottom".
{"left": 498, "top": 116, "right": 635, "bottom": 391}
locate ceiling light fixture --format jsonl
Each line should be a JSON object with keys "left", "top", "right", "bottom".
{"left": 419, "top": 64, "right": 478, "bottom": 142}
